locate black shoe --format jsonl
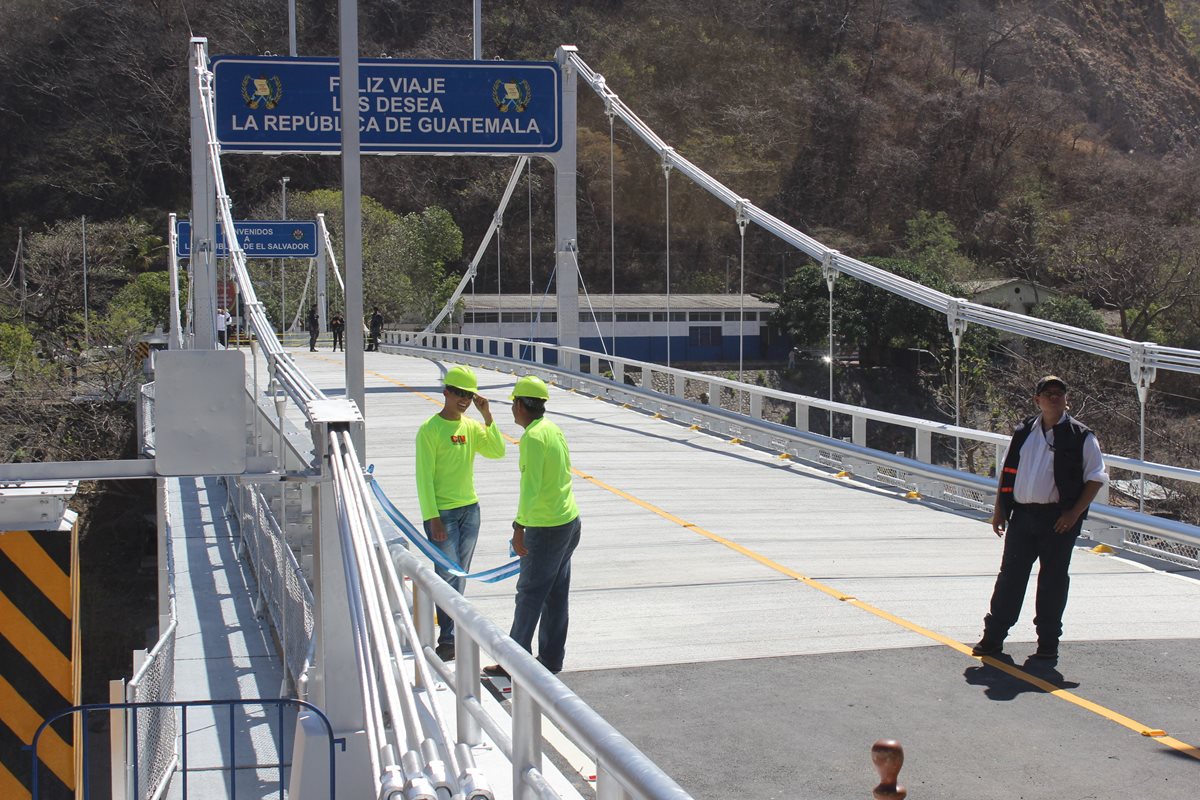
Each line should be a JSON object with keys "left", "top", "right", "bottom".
{"left": 971, "top": 639, "right": 1003, "bottom": 657}
{"left": 536, "top": 655, "right": 562, "bottom": 675}
{"left": 435, "top": 641, "right": 455, "bottom": 661}
{"left": 482, "top": 664, "right": 509, "bottom": 679}
{"left": 1032, "top": 641, "right": 1059, "bottom": 659}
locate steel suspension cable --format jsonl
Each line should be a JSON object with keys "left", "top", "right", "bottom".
{"left": 567, "top": 50, "right": 1200, "bottom": 378}
{"left": 609, "top": 110, "right": 617, "bottom": 357}
{"left": 570, "top": 249, "right": 610, "bottom": 358}
{"left": 496, "top": 218, "right": 503, "bottom": 340}
{"left": 663, "top": 152, "right": 673, "bottom": 368}
{"left": 528, "top": 158, "right": 535, "bottom": 351}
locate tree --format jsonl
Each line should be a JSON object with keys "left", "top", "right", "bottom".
{"left": 245, "top": 190, "right": 462, "bottom": 330}
{"left": 1052, "top": 213, "right": 1200, "bottom": 342}
{"left": 901, "top": 210, "right": 975, "bottom": 280}
{"left": 767, "top": 257, "right": 964, "bottom": 367}
{"left": 1030, "top": 295, "right": 1106, "bottom": 333}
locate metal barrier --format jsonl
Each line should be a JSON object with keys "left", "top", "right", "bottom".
{"left": 234, "top": 482, "right": 315, "bottom": 693}
{"left": 388, "top": 331, "right": 1200, "bottom": 564}
{"left": 31, "top": 699, "right": 338, "bottom": 800}
{"left": 121, "top": 616, "right": 178, "bottom": 800}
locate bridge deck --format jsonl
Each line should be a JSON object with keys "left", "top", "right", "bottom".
{"left": 286, "top": 347, "right": 1200, "bottom": 799}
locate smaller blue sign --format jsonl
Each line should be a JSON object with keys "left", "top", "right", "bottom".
{"left": 177, "top": 220, "right": 319, "bottom": 259}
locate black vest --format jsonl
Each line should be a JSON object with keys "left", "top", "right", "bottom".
{"left": 998, "top": 413, "right": 1092, "bottom": 521}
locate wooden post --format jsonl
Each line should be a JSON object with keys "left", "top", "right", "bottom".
{"left": 871, "top": 739, "right": 907, "bottom": 799}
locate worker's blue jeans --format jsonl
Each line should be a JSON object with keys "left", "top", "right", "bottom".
{"left": 423, "top": 502, "right": 481, "bottom": 645}
{"left": 509, "top": 516, "right": 581, "bottom": 674}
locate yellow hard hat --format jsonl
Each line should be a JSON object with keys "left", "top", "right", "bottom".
{"left": 444, "top": 365, "right": 478, "bottom": 393}
{"left": 510, "top": 375, "right": 550, "bottom": 400}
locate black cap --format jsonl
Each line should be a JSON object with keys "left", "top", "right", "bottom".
{"left": 1036, "top": 375, "right": 1068, "bottom": 394}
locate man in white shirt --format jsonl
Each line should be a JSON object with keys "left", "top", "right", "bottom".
{"left": 216, "top": 307, "right": 230, "bottom": 347}
{"left": 972, "top": 375, "right": 1108, "bottom": 661}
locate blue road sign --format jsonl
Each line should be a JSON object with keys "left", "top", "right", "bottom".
{"left": 177, "top": 220, "right": 319, "bottom": 259}
{"left": 211, "top": 56, "right": 561, "bottom": 154}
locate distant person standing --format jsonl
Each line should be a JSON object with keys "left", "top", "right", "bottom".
{"left": 415, "top": 366, "right": 506, "bottom": 661}
{"left": 367, "top": 307, "right": 384, "bottom": 351}
{"left": 216, "top": 307, "right": 230, "bottom": 347}
{"left": 307, "top": 304, "right": 319, "bottom": 352}
{"left": 971, "top": 376, "right": 1108, "bottom": 661}
{"left": 484, "top": 375, "right": 581, "bottom": 678}
{"left": 329, "top": 311, "right": 345, "bottom": 352}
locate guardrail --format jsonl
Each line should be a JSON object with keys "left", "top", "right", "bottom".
{"left": 323, "top": 426, "right": 692, "bottom": 800}
{"left": 387, "top": 331, "right": 1200, "bottom": 569}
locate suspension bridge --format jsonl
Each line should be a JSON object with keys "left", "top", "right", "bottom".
{"left": 1, "top": 25, "right": 1199, "bottom": 800}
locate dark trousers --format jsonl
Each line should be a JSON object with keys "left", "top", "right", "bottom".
{"left": 984, "top": 505, "right": 1080, "bottom": 643}
{"left": 509, "top": 516, "right": 581, "bottom": 673}
{"left": 308, "top": 328, "right": 319, "bottom": 351}
{"left": 332, "top": 330, "right": 344, "bottom": 350}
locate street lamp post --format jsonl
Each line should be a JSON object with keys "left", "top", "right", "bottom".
{"left": 280, "top": 176, "right": 289, "bottom": 334}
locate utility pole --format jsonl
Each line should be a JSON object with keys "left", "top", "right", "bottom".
{"left": 281, "top": 176, "right": 290, "bottom": 333}
{"left": 82, "top": 216, "right": 89, "bottom": 348}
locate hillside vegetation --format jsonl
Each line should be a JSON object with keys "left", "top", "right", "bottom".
{"left": 1, "top": 0, "right": 1199, "bottom": 516}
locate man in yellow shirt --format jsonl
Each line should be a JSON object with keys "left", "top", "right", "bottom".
{"left": 484, "top": 375, "right": 581, "bottom": 678}
{"left": 415, "top": 365, "right": 505, "bottom": 660}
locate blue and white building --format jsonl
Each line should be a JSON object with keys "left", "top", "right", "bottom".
{"left": 459, "top": 294, "right": 789, "bottom": 363}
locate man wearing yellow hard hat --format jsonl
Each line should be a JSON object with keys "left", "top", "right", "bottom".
{"left": 484, "top": 375, "right": 581, "bottom": 678}
{"left": 415, "top": 365, "right": 506, "bottom": 661}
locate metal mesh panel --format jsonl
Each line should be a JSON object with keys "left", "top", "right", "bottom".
{"left": 817, "top": 448, "right": 844, "bottom": 470}
{"left": 873, "top": 465, "right": 911, "bottom": 490}
{"left": 238, "top": 484, "right": 315, "bottom": 689}
{"left": 127, "top": 621, "right": 178, "bottom": 800}
{"left": 1123, "top": 529, "right": 1200, "bottom": 569}
{"left": 140, "top": 382, "right": 156, "bottom": 454}
{"left": 939, "top": 483, "right": 993, "bottom": 511}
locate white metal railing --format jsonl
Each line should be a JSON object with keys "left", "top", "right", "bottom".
{"left": 326, "top": 427, "right": 693, "bottom": 799}
{"left": 123, "top": 613, "right": 178, "bottom": 800}
{"left": 388, "top": 331, "right": 1200, "bottom": 567}
{"left": 567, "top": 51, "right": 1200, "bottom": 379}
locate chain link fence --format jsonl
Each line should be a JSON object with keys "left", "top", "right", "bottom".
{"left": 234, "top": 482, "right": 315, "bottom": 692}
{"left": 125, "top": 611, "right": 178, "bottom": 800}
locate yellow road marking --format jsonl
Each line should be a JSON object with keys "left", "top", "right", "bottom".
{"left": 323, "top": 355, "right": 1200, "bottom": 761}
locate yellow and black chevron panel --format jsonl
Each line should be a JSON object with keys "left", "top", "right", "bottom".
{"left": 0, "top": 528, "right": 80, "bottom": 800}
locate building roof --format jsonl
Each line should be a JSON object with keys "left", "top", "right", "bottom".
{"left": 462, "top": 293, "right": 777, "bottom": 311}
{"left": 960, "top": 277, "right": 1060, "bottom": 296}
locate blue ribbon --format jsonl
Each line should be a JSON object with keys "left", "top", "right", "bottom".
{"left": 368, "top": 465, "right": 521, "bottom": 583}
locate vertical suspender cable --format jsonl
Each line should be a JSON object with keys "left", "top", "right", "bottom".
{"left": 828, "top": 291, "right": 834, "bottom": 435}
{"left": 955, "top": 342, "right": 962, "bottom": 470}
{"left": 528, "top": 158, "right": 535, "bottom": 352}
{"left": 947, "top": 302, "right": 966, "bottom": 471}
{"left": 663, "top": 150, "right": 674, "bottom": 369}
{"left": 1140, "top": 396, "right": 1147, "bottom": 513}
{"left": 609, "top": 111, "right": 617, "bottom": 357}
{"left": 822, "top": 251, "right": 838, "bottom": 437}
{"left": 496, "top": 219, "right": 502, "bottom": 341}
{"left": 736, "top": 200, "right": 750, "bottom": 384}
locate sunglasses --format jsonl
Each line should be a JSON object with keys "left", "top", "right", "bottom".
{"left": 446, "top": 385, "right": 475, "bottom": 399}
